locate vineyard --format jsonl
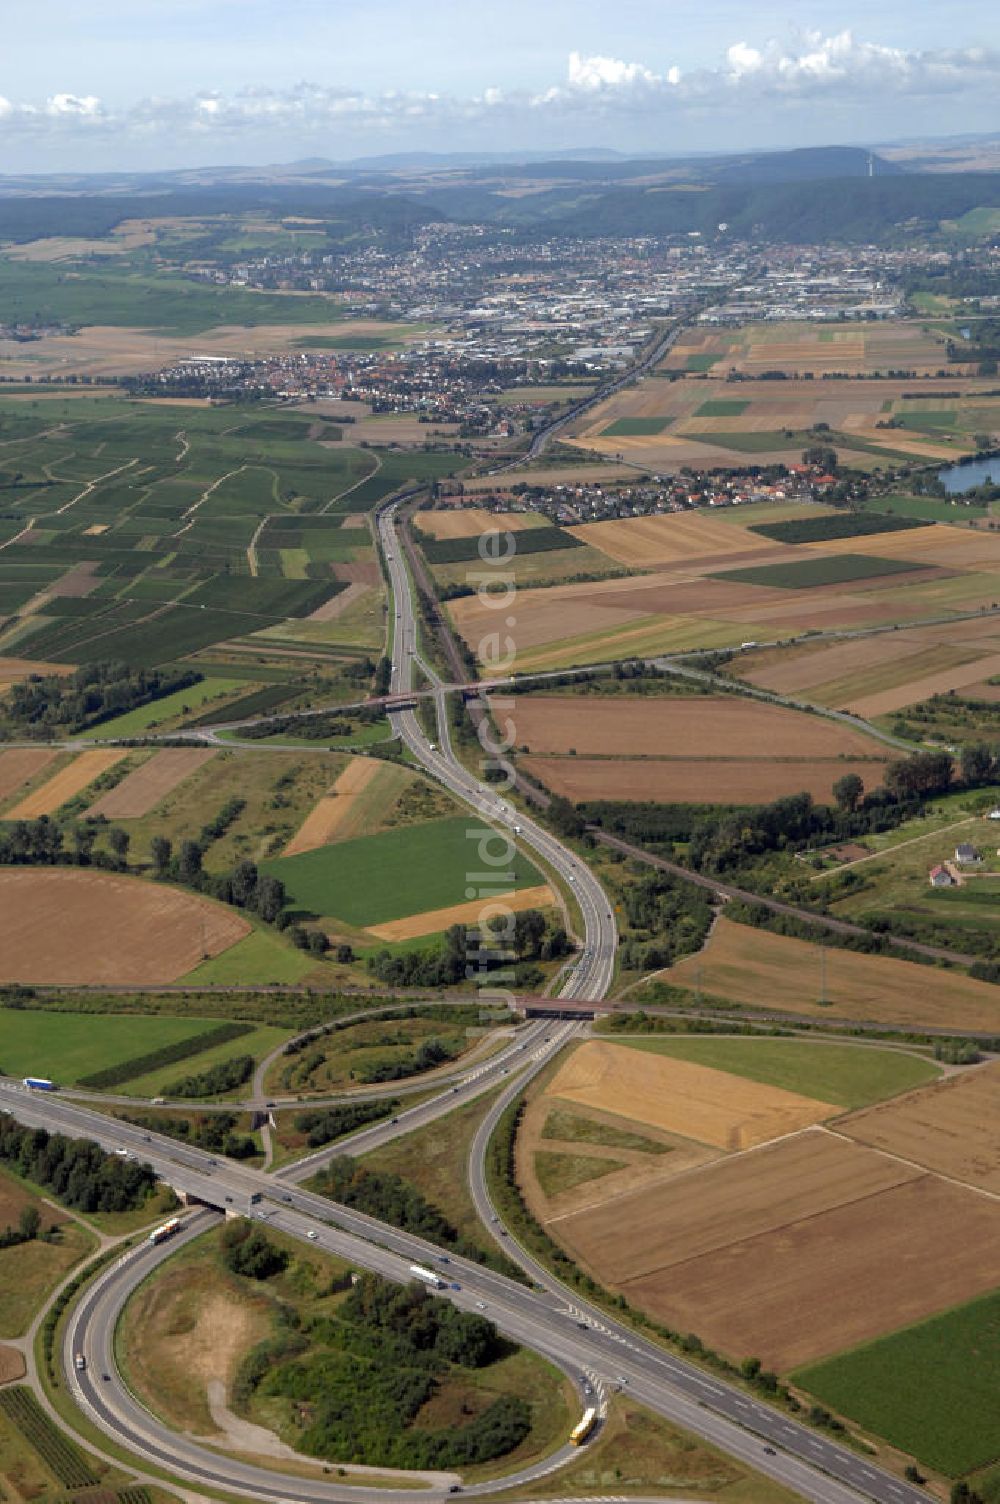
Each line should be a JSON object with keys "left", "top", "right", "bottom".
{"left": 0, "top": 1385, "right": 99, "bottom": 1488}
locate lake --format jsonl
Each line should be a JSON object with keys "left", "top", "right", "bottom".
{"left": 938, "top": 456, "right": 1000, "bottom": 494}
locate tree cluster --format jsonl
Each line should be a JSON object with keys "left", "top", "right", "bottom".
{"left": 314, "top": 1157, "right": 516, "bottom": 1277}
{"left": 367, "top": 909, "right": 566, "bottom": 988}
{"left": 165, "top": 1054, "right": 254, "bottom": 1099}
{"left": 7, "top": 661, "right": 201, "bottom": 735}
{"left": 151, "top": 840, "right": 286, "bottom": 924}
{"left": 244, "top": 1271, "right": 528, "bottom": 1470}
{"left": 0, "top": 815, "right": 130, "bottom": 870}
{"left": 221, "top": 1219, "right": 289, "bottom": 1279}
{"left": 0, "top": 1119, "right": 157, "bottom": 1214}
{"left": 293, "top": 1098, "right": 401, "bottom": 1149}
{"left": 122, "top": 1110, "right": 257, "bottom": 1159}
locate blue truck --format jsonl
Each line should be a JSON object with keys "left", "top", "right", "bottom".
{"left": 23, "top": 1077, "right": 56, "bottom": 1091}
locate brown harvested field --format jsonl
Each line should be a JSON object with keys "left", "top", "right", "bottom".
{"left": 0, "top": 654, "right": 74, "bottom": 689}
{"left": 666, "top": 917, "right": 1000, "bottom": 1031}
{"left": 307, "top": 580, "right": 370, "bottom": 621}
{"left": 332, "top": 560, "right": 381, "bottom": 586}
{"left": 283, "top": 757, "right": 381, "bottom": 855}
{"left": 566, "top": 512, "right": 777, "bottom": 566}
{"left": 734, "top": 617, "right": 1000, "bottom": 709}
{"left": 348, "top": 414, "right": 460, "bottom": 445}
{"left": 38, "top": 561, "right": 101, "bottom": 600}
{"left": 0, "top": 1345, "right": 26, "bottom": 1384}
{"left": 839, "top": 1061, "right": 1000, "bottom": 1194}
{"left": 419, "top": 508, "right": 546, "bottom": 539}
{"left": 523, "top": 755, "right": 886, "bottom": 805}
{"left": 550, "top": 1133, "right": 917, "bottom": 1283}
{"left": 6, "top": 748, "right": 128, "bottom": 817}
{"left": 0, "top": 747, "right": 59, "bottom": 801}
{"left": 848, "top": 649, "right": 1000, "bottom": 718}
{"left": 503, "top": 694, "right": 889, "bottom": 760}
{"left": 86, "top": 747, "right": 217, "bottom": 819}
{"left": 366, "top": 882, "right": 557, "bottom": 942}
{"left": 543, "top": 1041, "right": 836, "bottom": 1151}
{"left": 0, "top": 868, "right": 250, "bottom": 984}
{"left": 616, "top": 1146, "right": 1000, "bottom": 1369}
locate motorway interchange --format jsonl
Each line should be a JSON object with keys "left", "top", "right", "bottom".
{"left": 1, "top": 499, "right": 935, "bottom": 1504}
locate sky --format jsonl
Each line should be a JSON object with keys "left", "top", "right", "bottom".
{"left": 2, "top": 0, "right": 999, "bottom": 173}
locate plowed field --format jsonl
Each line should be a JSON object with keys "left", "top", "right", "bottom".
{"left": 87, "top": 747, "right": 217, "bottom": 818}
{"left": 6, "top": 748, "right": 128, "bottom": 817}
{"left": 667, "top": 917, "right": 1000, "bottom": 1031}
{"left": 549, "top": 1128, "right": 1000, "bottom": 1369}
{"left": 840, "top": 1061, "right": 1000, "bottom": 1194}
{"left": 0, "top": 655, "right": 75, "bottom": 689}
{"left": 283, "top": 757, "right": 382, "bottom": 855}
{"left": 543, "top": 1041, "right": 835, "bottom": 1151}
{"left": 505, "top": 695, "right": 889, "bottom": 759}
{"left": 366, "top": 882, "right": 556, "bottom": 941}
{"left": 419, "top": 508, "right": 544, "bottom": 538}
{"left": 0, "top": 747, "right": 59, "bottom": 802}
{"left": 523, "top": 755, "right": 885, "bottom": 805}
{"left": 567, "top": 512, "right": 776, "bottom": 566}
{"left": 0, "top": 868, "right": 249, "bottom": 983}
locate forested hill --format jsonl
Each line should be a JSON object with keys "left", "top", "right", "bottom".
{"left": 0, "top": 159, "right": 996, "bottom": 247}
{"left": 527, "top": 174, "right": 1000, "bottom": 243}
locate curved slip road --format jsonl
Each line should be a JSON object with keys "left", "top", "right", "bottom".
{"left": 0, "top": 477, "right": 938, "bottom": 1504}
{"left": 3, "top": 1075, "right": 931, "bottom": 1504}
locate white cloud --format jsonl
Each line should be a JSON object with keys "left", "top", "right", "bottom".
{"left": 0, "top": 31, "right": 998, "bottom": 146}
{"left": 566, "top": 51, "right": 662, "bottom": 92}
{"left": 45, "top": 93, "right": 102, "bottom": 116}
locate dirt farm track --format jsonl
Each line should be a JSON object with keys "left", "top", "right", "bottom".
{"left": 0, "top": 868, "right": 250, "bottom": 984}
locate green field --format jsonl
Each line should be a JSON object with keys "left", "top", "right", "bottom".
{"left": 695, "top": 399, "right": 750, "bottom": 418}
{"left": 183, "top": 927, "right": 320, "bottom": 985}
{"left": 118, "top": 1023, "right": 288, "bottom": 1097}
{"left": 600, "top": 417, "right": 673, "bottom": 437}
{"left": 749, "top": 512, "right": 930, "bottom": 546}
{"left": 715, "top": 552, "right": 925, "bottom": 589}
{"left": 0, "top": 260, "right": 344, "bottom": 335}
{"left": 615, "top": 1037, "right": 940, "bottom": 1109}
{"left": 81, "top": 677, "right": 246, "bottom": 737}
{"left": 795, "top": 1290, "right": 1000, "bottom": 1475}
{"left": 867, "top": 494, "right": 985, "bottom": 523}
{"left": 0, "top": 1010, "right": 238, "bottom": 1086}
{"left": 263, "top": 815, "right": 541, "bottom": 926}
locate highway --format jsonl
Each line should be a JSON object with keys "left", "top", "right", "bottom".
{"left": 2, "top": 1075, "right": 930, "bottom": 1504}
{"left": 0, "top": 484, "right": 937, "bottom": 1504}
{"left": 376, "top": 496, "right": 617, "bottom": 1002}
{"left": 493, "top": 318, "right": 686, "bottom": 469}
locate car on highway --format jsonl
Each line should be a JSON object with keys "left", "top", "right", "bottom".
{"left": 307, "top": 1230, "right": 318, "bottom": 1240}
